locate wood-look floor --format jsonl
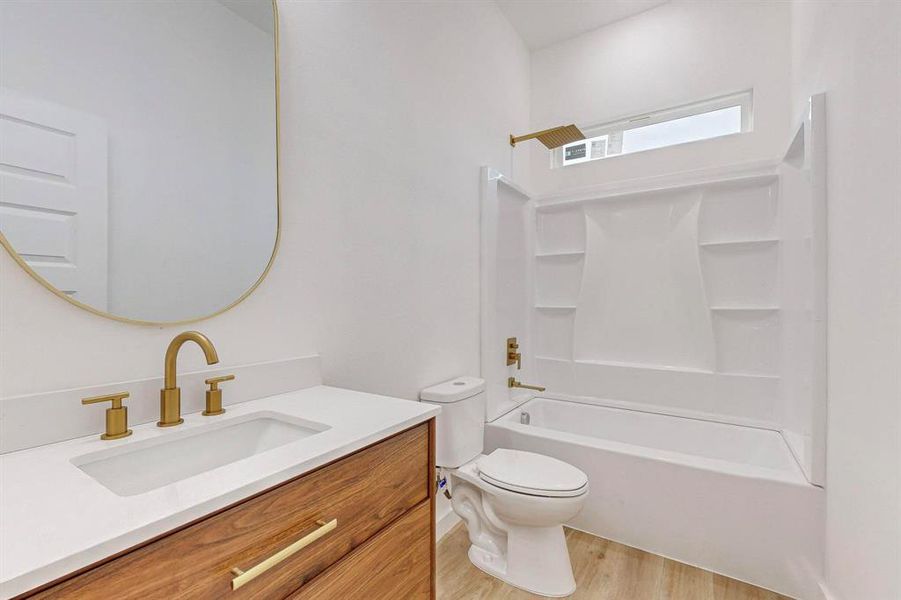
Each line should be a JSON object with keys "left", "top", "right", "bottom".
{"left": 436, "top": 524, "right": 791, "bottom": 600}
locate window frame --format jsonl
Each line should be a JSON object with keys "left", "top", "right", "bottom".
{"left": 554, "top": 90, "right": 754, "bottom": 168}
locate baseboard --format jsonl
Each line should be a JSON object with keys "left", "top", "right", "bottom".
{"left": 436, "top": 504, "right": 461, "bottom": 542}
{"left": 818, "top": 581, "right": 839, "bottom": 600}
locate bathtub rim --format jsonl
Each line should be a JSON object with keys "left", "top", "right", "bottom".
{"left": 488, "top": 397, "right": 813, "bottom": 488}
{"left": 526, "top": 389, "right": 781, "bottom": 432}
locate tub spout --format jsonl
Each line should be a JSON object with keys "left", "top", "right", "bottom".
{"left": 508, "top": 377, "right": 545, "bottom": 392}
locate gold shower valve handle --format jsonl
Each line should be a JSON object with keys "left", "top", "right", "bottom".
{"left": 203, "top": 374, "right": 235, "bottom": 416}
{"left": 506, "top": 337, "right": 522, "bottom": 369}
{"left": 81, "top": 392, "right": 132, "bottom": 440}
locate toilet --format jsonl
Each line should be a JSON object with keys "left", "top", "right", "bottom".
{"left": 421, "top": 377, "right": 588, "bottom": 597}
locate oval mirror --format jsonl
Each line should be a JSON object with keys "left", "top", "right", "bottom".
{"left": 0, "top": 0, "right": 278, "bottom": 324}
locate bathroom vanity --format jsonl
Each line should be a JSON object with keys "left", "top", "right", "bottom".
{"left": 0, "top": 387, "right": 439, "bottom": 599}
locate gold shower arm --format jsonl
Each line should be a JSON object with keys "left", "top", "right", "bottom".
{"left": 509, "top": 124, "right": 585, "bottom": 149}
{"left": 510, "top": 126, "right": 562, "bottom": 146}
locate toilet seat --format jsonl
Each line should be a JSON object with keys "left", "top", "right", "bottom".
{"left": 477, "top": 449, "right": 588, "bottom": 498}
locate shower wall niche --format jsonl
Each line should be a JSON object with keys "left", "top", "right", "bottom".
{"left": 528, "top": 95, "right": 826, "bottom": 485}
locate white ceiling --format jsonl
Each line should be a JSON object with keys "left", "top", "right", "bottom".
{"left": 497, "top": 0, "right": 669, "bottom": 50}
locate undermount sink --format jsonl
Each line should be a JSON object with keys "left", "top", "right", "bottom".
{"left": 72, "top": 412, "right": 330, "bottom": 496}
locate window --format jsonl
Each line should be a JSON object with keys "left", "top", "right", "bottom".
{"left": 557, "top": 91, "right": 752, "bottom": 167}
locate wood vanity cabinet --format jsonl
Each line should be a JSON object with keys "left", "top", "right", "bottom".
{"left": 22, "top": 420, "right": 436, "bottom": 600}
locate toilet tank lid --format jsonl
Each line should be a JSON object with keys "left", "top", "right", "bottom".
{"left": 420, "top": 377, "right": 485, "bottom": 403}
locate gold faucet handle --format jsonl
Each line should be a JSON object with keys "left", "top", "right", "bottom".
{"left": 81, "top": 392, "right": 132, "bottom": 440}
{"left": 203, "top": 374, "right": 234, "bottom": 416}
{"left": 81, "top": 391, "right": 130, "bottom": 408}
{"left": 205, "top": 374, "right": 235, "bottom": 390}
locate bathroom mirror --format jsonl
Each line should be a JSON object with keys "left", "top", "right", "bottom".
{"left": 0, "top": 0, "right": 278, "bottom": 324}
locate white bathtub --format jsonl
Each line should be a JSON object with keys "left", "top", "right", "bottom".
{"left": 484, "top": 397, "right": 824, "bottom": 599}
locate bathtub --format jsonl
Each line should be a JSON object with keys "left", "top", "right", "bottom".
{"left": 484, "top": 397, "right": 824, "bottom": 599}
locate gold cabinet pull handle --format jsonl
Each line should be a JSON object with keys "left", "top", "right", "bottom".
{"left": 230, "top": 519, "right": 337, "bottom": 591}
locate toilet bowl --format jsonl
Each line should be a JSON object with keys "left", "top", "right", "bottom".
{"left": 421, "top": 377, "right": 588, "bottom": 598}
{"left": 446, "top": 450, "right": 588, "bottom": 597}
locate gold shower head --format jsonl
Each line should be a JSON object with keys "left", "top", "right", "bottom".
{"left": 509, "top": 124, "right": 585, "bottom": 149}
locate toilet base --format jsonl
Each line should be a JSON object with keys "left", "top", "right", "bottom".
{"left": 445, "top": 456, "right": 585, "bottom": 598}
{"left": 466, "top": 524, "right": 576, "bottom": 598}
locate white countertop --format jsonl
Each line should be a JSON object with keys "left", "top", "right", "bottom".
{"left": 0, "top": 386, "right": 439, "bottom": 598}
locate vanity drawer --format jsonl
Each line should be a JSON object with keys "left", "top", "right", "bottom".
{"left": 28, "top": 423, "right": 429, "bottom": 599}
{"left": 288, "top": 500, "right": 431, "bottom": 599}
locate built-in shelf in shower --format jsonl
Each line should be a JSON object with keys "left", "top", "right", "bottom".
{"left": 572, "top": 358, "right": 714, "bottom": 374}
{"left": 698, "top": 179, "right": 778, "bottom": 243}
{"left": 700, "top": 240, "right": 779, "bottom": 307}
{"left": 536, "top": 208, "right": 586, "bottom": 258}
{"left": 712, "top": 307, "right": 781, "bottom": 377}
{"left": 716, "top": 371, "right": 780, "bottom": 379}
{"left": 709, "top": 306, "right": 780, "bottom": 312}
{"left": 699, "top": 239, "right": 780, "bottom": 248}
{"left": 535, "top": 252, "right": 584, "bottom": 307}
{"left": 535, "top": 305, "right": 577, "bottom": 311}
{"left": 535, "top": 250, "right": 586, "bottom": 259}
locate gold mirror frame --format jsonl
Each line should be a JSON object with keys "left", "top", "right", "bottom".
{"left": 0, "top": 0, "right": 281, "bottom": 327}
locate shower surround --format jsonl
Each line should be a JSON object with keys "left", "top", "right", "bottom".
{"left": 479, "top": 95, "right": 827, "bottom": 600}
{"left": 535, "top": 174, "right": 783, "bottom": 423}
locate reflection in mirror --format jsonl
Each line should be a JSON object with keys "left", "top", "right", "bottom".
{"left": 0, "top": 0, "right": 278, "bottom": 323}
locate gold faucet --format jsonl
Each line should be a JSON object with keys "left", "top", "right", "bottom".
{"left": 508, "top": 377, "right": 546, "bottom": 392}
{"left": 159, "top": 331, "right": 220, "bottom": 427}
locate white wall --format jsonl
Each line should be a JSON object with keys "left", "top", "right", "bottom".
{"left": 1, "top": 0, "right": 277, "bottom": 322}
{"left": 277, "top": 1, "right": 530, "bottom": 400}
{"left": 0, "top": 0, "right": 530, "bottom": 411}
{"left": 790, "top": 2, "right": 901, "bottom": 598}
{"left": 528, "top": 0, "right": 791, "bottom": 194}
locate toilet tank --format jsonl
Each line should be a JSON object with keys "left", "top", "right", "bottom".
{"left": 420, "top": 377, "right": 486, "bottom": 468}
